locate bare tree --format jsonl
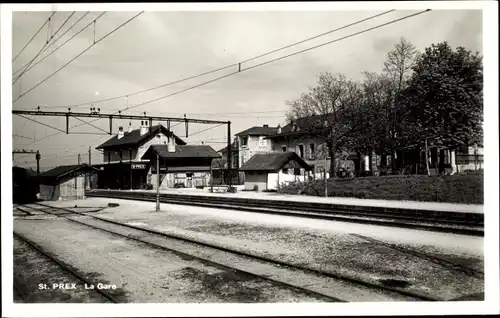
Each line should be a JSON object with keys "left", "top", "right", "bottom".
{"left": 381, "top": 37, "right": 420, "bottom": 171}
{"left": 285, "top": 72, "right": 364, "bottom": 178}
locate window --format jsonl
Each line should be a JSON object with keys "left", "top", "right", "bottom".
{"left": 309, "top": 143, "right": 315, "bottom": 158}
{"left": 298, "top": 144, "right": 304, "bottom": 158}
{"left": 241, "top": 137, "right": 248, "bottom": 146}
{"left": 294, "top": 168, "right": 301, "bottom": 175}
{"left": 281, "top": 146, "right": 287, "bottom": 152}
{"left": 282, "top": 168, "right": 289, "bottom": 174}
{"left": 259, "top": 137, "right": 267, "bottom": 147}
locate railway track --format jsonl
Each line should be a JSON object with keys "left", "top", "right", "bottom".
{"left": 13, "top": 231, "right": 118, "bottom": 303}
{"left": 21, "top": 202, "right": 447, "bottom": 302}
{"left": 86, "top": 190, "right": 484, "bottom": 236}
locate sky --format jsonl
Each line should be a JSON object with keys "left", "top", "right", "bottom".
{"left": 9, "top": 8, "right": 483, "bottom": 170}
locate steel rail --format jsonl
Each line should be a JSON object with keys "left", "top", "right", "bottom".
{"left": 25, "top": 203, "right": 346, "bottom": 302}
{"left": 86, "top": 191, "right": 484, "bottom": 236}
{"left": 13, "top": 231, "right": 118, "bottom": 303}
{"left": 30, "top": 202, "right": 440, "bottom": 301}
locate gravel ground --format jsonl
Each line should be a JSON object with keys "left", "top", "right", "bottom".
{"left": 13, "top": 237, "right": 110, "bottom": 303}
{"left": 13, "top": 217, "right": 332, "bottom": 303}
{"left": 43, "top": 197, "right": 484, "bottom": 301}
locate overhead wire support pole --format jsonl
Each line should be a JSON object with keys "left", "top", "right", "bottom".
{"left": 227, "top": 121, "right": 232, "bottom": 191}
{"left": 156, "top": 152, "right": 160, "bottom": 212}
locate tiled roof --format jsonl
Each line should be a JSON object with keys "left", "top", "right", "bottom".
{"left": 266, "top": 114, "right": 349, "bottom": 139}
{"left": 40, "top": 164, "right": 99, "bottom": 181}
{"left": 240, "top": 152, "right": 311, "bottom": 171}
{"left": 141, "top": 145, "right": 222, "bottom": 160}
{"left": 217, "top": 142, "right": 239, "bottom": 153}
{"left": 235, "top": 126, "right": 278, "bottom": 137}
{"left": 96, "top": 125, "right": 186, "bottom": 150}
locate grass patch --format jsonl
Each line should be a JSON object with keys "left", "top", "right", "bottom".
{"left": 278, "top": 173, "right": 483, "bottom": 204}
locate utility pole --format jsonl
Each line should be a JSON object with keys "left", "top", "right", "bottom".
{"left": 13, "top": 149, "right": 40, "bottom": 176}
{"left": 78, "top": 153, "right": 81, "bottom": 165}
{"left": 227, "top": 121, "right": 232, "bottom": 192}
{"left": 35, "top": 151, "right": 41, "bottom": 178}
{"left": 156, "top": 152, "right": 160, "bottom": 212}
{"left": 87, "top": 146, "right": 92, "bottom": 190}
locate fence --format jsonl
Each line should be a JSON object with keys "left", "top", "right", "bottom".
{"left": 455, "top": 154, "right": 484, "bottom": 165}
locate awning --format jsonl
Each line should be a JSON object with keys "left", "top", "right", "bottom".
{"left": 152, "top": 166, "right": 212, "bottom": 173}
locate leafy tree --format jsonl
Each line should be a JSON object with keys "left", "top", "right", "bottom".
{"left": 285, "top": 72, "right": 364, "bottom": 177}
{"left": 400, "top": 42, "right": 483, "bottom": 151}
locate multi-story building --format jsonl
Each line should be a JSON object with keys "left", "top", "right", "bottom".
{"left": 235, "top": 124, "right": 277, "bottom": 168}
{"left": 265, "top": 116, "right": 335, "bottom": 177}
{"left": 94, "top": 121, "right": 185, "bottom": 189}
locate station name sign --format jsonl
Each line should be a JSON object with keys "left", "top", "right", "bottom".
{"left": 131, "top": 163, "right": 146, "bottom": 169}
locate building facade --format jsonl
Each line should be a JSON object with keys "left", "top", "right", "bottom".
{"left": 39, "top": 164, "right": 99, "bottom": 200}
{"left": 141, "top": 143, "right": 221, "bottom": 189}
{"left": 240, "top": 152, "right": 312, "bottom": 191}
{"left": 235, "top": 125, "right": 277, "bottom": 168}
{"left": 94, "top": 121, "right": 186, "bottom": 189}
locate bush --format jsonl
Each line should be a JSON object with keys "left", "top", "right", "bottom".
{"left": 278, "top": 173, "right": 483, "bottom": 204}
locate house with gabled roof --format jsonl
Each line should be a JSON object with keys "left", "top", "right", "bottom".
{"left": 239, "top": 152, "right": 312, "bottom": 191}
{"left": 39, "top": 164, "right": 99, "bottom": 200}
{"left": 93, "top": 121, "right": 186, "bottom": 189}
{"left": 141, "top": 144, "right": 221, "bottom": 189}
{"left": 235, "top": 124, "right": 278, "bottom": 168}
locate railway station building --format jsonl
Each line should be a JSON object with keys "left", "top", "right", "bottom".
{"left": 94, "top": 121, "right": 186, "bottom": 190}
{"left": 141, "top": 143, "right": 221, "bottom": 189}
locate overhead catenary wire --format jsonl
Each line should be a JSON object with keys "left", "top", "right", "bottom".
{"left": 110, "top": 9, "right": 432, "bottom": 113}
{"left": 12, "top": 12, "right": 56, "bottom": 63}
{"left": 13, "top": 11, "right": 76, "bottom": 84}
{"left": 15, "top": 9, "right": 430, "bottom": 149}
{"left": 42, "top": 9, "right": 396, "bottom": 109}
{"left": 13, "top": 11, "right": 143, "bottom": 104}
{"left": 13, "top": 11, "right": 91, "bottom": 78}
{"left": 186, "top": 123, "right": 226, "bottom": 138}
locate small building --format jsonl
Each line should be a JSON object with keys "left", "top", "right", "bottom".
{"left": 141, "top": 143, "right": 221, "bottom": 189}
{"left": 39, "top": 164, "right": 99, "bottom": 201}
{"left": 240, "top": 152, "right": 312, "bottom": 191}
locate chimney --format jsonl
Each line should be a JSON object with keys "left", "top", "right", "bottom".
{"left": 167, "top": 135, "right": 176, "bottom": 153}
{"left": 277, "top": 124, "right": 281, "bottom": 134}
{"left": 117, "top": 126, "right": 124, "bottom": 139}
{"left": 263, "top": 124, "right": 269, "bottom": 128}
{"left": 128, "top": 122, "right": 132, "bottom": 133}
{"left": 139, "top": 120, "right": 147, "bottom": 136}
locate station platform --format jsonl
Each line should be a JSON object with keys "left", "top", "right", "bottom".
{"left": 122, "top": 186, "right": 483, "bottom": 214}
